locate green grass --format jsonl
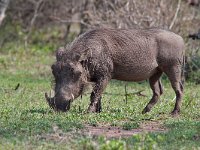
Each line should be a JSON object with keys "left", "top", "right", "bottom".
{"left": 0, "top": 50, "right": 200, "bottom": 149}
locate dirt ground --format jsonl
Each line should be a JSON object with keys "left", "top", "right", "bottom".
{"left": 82, "top": 121, "right": 167, "bottom": 138}
{"left": 38, "top": 121, "right": 167, "bottom": 143}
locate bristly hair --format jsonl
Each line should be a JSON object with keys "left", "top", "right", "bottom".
{"left": 63, "top": 29, "right": 93, "bottom": 53}
{"left": 64, "top": 36, "right": 80, "bottom": 51}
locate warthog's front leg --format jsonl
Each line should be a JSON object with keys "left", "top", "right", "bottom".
{"left": 88, "top": 78, "right": 109, "bottom": 113}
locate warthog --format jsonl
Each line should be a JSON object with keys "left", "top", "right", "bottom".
{"left": 45, "top": 28, "right": 185, "bottom": 116}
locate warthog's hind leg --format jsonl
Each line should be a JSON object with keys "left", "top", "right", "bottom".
{"left": 164, "top": 66, "right": 184, "bottom": 116}
{"left": 142, "top": 69, "right": 163, "bottom": 114}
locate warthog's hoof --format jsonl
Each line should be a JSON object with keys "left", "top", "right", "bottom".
{"left": 87, "top": 106, "right": 101, "bottom": 113}
{"left": 142, "top": 106, "right": 151, "bottom": 114}
{"left": 170, "top": 110, "right": 180, "bottom": 117}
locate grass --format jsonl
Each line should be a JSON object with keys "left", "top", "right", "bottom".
{"left": 0, "top": 50, "right": 200, "bottom": 149}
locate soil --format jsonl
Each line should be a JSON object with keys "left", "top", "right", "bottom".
{"left": 38, "top": 121, "right": 167, "bottom": 142}
{"left": 82, "top": 121, "right": 167, "bottom": 138}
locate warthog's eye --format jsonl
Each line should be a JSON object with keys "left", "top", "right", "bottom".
{"left": 67, "top": 68, "right": 81, "bottom": 80}
{"left": 66, "top": 64, "right": 82, "bottom": 79}
{"left": 71, "top": 66, "right": 82, "bottom": 78}
{"left": 69, "top": 67, "right": 74, "bottom": 72}
{"left": 73, "top": 70, "right": 81, "bottom": 79}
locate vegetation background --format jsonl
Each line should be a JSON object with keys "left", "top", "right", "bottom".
{"left": 1, "top": 0, "right": 200, "bottom": 81}
{"left": 0, "top": 0, "right": 200, "bottom": 149}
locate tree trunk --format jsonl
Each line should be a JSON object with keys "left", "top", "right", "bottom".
{"left": 0, "top": 0, "right": 10, "bottom": 26}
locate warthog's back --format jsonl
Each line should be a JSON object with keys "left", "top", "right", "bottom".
{"left": 72, "top": 28, "right": 184, "bottom": 82}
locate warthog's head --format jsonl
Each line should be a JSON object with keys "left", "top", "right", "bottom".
{"left": 45, "top": 47, "right": 88, "bottom": 112}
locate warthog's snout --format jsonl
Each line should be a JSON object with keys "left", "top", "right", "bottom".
{"left": 45, "top": 93, "right": 71, "bottom": 112}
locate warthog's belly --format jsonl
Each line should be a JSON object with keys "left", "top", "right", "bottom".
{"left": 112, "top": 62, "right": 158, "bottom": 81}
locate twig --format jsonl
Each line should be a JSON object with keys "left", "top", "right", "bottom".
{"left": 14, "top": 83, "right": 20, "bottom": 90}
{"left": 83, "top": 90, "right": 147, "bottom": 97}
{"left": 188, "top": 31, "right": 200, "bottom": 40}
{"left": 189, "top": 59, "right": 200, "bottom": 70}
{"left": 1, "top": 83, "right": 21, "bottom": 93}
{"left": 131, "top": 90, "right": 147, "bottom": 97}
{"left": 49, "top": 16, "right": 92, "bottom": 27}
{"left": 125, "top": 84, "right": 128, "bottom": 104}
{"left": 0, "top": 0, "right": 10, "bottom": 26}
{"left": 169, "top": 0, "right": 181, "bottom": 30}
{"left": 24, "top": 0, "right": 44, "bottom": 49}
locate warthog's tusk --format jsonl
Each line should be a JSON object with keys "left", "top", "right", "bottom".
{"left": 71, "top": 93, "right": 75, "bottom": 100}
{"left": 45, "top": 92, "right": 56, "bottom": 110}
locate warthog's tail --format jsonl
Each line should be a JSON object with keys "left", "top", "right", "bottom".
{"left": 181, "top": 51, "right": 185, "bottom": 87}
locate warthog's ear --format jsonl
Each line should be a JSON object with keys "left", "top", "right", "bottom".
{"left": 73, "top": 48, "right": 90, "bottom": 62}
{"left": 56, "top": 47, "right": 65, "bottom": 61}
